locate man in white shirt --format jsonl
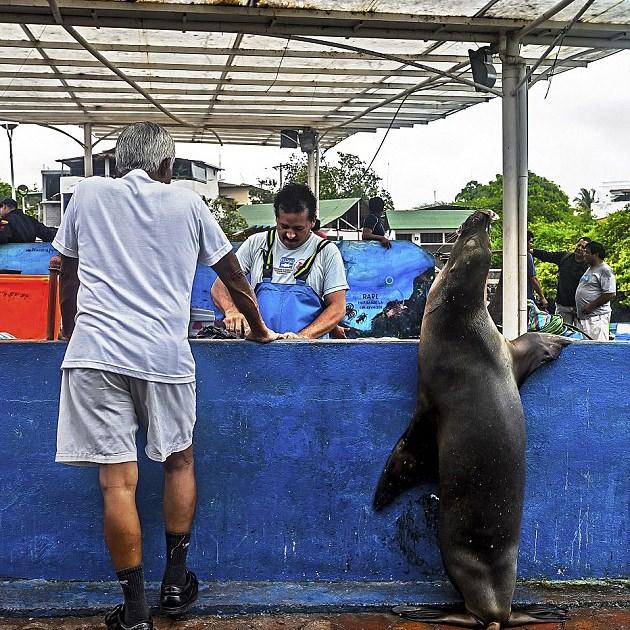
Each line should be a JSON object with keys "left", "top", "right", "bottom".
{"left": 54, "top": 122, "right": 277, "bottom": 630}
{"left": 575, "top": 240, "right": 616, "bottom": 341}
{"left": 211, "top": 183, "right": 348, "bottom": 339}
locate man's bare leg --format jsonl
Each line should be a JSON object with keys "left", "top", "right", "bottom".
{"left": 99, "top": 462, "right": 151, "bottom": 626}
{"left": 161, "top": 446, "right": 199, "bottom": 616}
{"left": 163, "top": 446, "right": 196, "bottom": 534}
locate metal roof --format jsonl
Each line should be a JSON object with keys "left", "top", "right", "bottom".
{"left": 0, "top": 1, "right": 628, "bottom": 147}
{"left": 387, "top": 207, "right": 474, "bottom": 230}
{"left": 239, "top": 197, "right": 360, "bottom": 227}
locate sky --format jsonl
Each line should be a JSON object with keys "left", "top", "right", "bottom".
{"left": 1, "top": 50, "right": 629, "bottom": 210}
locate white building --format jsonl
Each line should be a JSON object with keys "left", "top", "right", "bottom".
{"left": 38, "top": 150, "right": 222, "bottom": 226}
{"left": 592, "top": 181, "right": 630, "bottom": 218}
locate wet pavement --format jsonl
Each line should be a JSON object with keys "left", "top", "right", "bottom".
{"left": 1, "top": 609, "right": 628, "bottom": 630}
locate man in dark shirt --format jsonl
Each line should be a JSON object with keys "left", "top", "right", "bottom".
{"left": 361, "top": 196, "right": 391, "bottom": 248}
{"left": 527, "top": 231, "right": 547, "bottom": 309}
{"left": 0, "top": 197, "right": 57, "bottom": 244}
{"left": 532, "top": 236, "right": 590, "bottom": 326}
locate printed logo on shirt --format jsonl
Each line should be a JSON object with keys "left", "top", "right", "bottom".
{"left": 277, "top": 256, "right": 296, "bottom": 274}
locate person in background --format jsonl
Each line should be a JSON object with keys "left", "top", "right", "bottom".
{"left": 212, "top": 182, "right": 348, "bottom": 339}
{"left": 575, "top": 240, "right": 616, "bottom": 341}
{"left": 0, "top": 197, "right": 57, "bottom": 244}
{"left": 532, "top": 236, "right": 590, "bottom": 326}
{"left": 54, "top": 122, "right": 277, "bottom": 630}
{"left": 527, "top": 231, "right": 548, "bottom": 310}
{"left": 361, "top": 196, "right": 391, "bottom": 248}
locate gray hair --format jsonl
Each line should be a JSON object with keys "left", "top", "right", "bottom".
{"left": 115, "top": 122, "right": 176, "bottom": 175}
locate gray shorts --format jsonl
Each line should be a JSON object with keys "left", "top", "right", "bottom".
{"left": 56, "top": 368, "right": 196, "bottom": 466}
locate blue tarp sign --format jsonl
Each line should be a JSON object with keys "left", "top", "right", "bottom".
{"left": 338, "top": 241, "right": 435, "bottom": 338}
{"left": 1, "top": 240, "right": 436, "bottom": 338}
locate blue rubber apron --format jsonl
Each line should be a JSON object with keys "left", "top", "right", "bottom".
{"left": 255, "top": 228, "right": 331, "bottom": 337}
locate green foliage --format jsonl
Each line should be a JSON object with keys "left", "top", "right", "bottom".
{"left": 592, "top": 206, "right": 630, "bottom": 308}
{"left": 0, "top": 181, "right": 39, "bottom": 218}
{"left": 252, "top": 152, "right": 394, "bottom": 209}
{"left": 454, "top": 173, "right": 629, "bottom": 313}
{"left": 249, "top": 180, "right": 276, "bottom": 204}
{"left": 455, "top": 172, "right": 572, "bottom": 222}
{"left": 206, "top": 196, "right": 247, "bottom": 240}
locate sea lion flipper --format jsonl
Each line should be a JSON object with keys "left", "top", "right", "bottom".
{"left": 392, "top": 605, "right": 483, "bottom": 627}
{"left": 510, "top": 332, "right": 572, "bottom": 387}
{"left": 504, "top": 605, "right": 568, "bottom": 626}
{"left": 373, "top": 405, "right": 438, "bottom": 511}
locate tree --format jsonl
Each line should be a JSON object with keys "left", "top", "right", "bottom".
{"left": 454, "top": 173, "right": 602, "bottom": 296}
{"left": 252, "top": 152, "right": 394, "bottom": 209}
{"left": 455, "top": 172, "right": 573, "bottom": 222}
{"left": 574, "top": 188, "right": 596, "bottom": 211}
{"left": 205, "top": 196, "right": 248, "bottom": 240}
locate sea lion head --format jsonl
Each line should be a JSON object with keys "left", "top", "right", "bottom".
{"left": 447, "top": 209, "right": 497, "bottom": 279}
{"left": 428, "top": 209, "right": 498, "bottom": 311}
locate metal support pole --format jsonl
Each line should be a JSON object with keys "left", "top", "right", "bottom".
{"left": 501, "top": 35, "right": 523, "bottom": 340}
{"left": 517, "top": 62, "right": 529, "bottom": 335}
{"left": 306, "top": 141, "right": 320, "bottom": 214}
{"left": 3, "top": 124, "right": 17, "bottom": 198}
{"left": 83, "top": 123, "right": 93, "bottom": 177}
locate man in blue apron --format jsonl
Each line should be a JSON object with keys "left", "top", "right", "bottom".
{"left": 212, "top": 183, "right": 348, "bottom": 339}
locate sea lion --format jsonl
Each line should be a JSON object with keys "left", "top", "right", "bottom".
{"left": 373, "top": 209, "right": 570, "bottom": 629}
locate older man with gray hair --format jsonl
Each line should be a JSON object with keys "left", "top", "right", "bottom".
{"left": 54, "top": 122, "right": 277, "bottom": 630}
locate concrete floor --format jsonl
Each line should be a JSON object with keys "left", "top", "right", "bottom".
{"left": 1, "top": 609, "right": 628, "bottom": 630}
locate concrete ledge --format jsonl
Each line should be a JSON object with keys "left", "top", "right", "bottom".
{"left": 1, "top": 579, "right": 628, "bottom": 617}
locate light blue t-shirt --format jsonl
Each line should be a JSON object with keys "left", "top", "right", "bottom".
{"left": 53, "top": 169, "right": 231, "bottom": 382}
{"left": 236, "top": 231, "right": 348, "bottom": 297}
{"left": 575, "top": 262, "right": 616, "bottom": 319}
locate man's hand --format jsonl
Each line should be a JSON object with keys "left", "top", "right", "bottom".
{"left": 582, "top": 303, "right": 594, "bottom": 315}
{"left": 281, "top": 332, "right": 303, "bottom": 340}
{"left": 380, "top": 236, "right": 392, "bottom": 249}
{"left": 223, "top": 309, "right": 250, "bottom": 337}
{"left": 246, "top": 326, "right": 280, "bottom": 343}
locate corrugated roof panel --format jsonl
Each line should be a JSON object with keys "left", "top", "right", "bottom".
{"left": 239, "top": 198, "right": 361, "bottom": 227}
{"left": 387, "top": 208, "right": 474, "bottom": 230}
{"left": 0, "top": 2, "right": 627, "bottom": 145}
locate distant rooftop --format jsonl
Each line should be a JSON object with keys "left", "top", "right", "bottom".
{"left": 387, "top": 205, "right": 475, "bottom": 230}
{"left": 239, "top": 198, "right": 361, "bottom": 228}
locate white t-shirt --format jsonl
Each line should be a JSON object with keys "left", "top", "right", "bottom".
{"left": 53, "top": 169, "right": 231, "bottom": 383}
{"left": 236, "top": 230, "right": 348, "bottom": 298}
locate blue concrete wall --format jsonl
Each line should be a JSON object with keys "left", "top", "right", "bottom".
{"left": 0, "top": 341, "right": 627, "bottom": 586}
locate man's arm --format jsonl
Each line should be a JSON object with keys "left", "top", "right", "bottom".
{"left": 59, "top": 254, "right": 79, "bottom": 339}
{"left": 29, "top": 216, "right": 57, "bottom": 243}
{"left": 211, "top": 251, "right": 276, "bottom": 342}
{"left": 361, "top": 215, "right": 391, "bottom": 248}
{"left": 582, "top": 292, "right": 615, "bottom": 315}
{"left": 294, "top": 289, "right": 346, "bottom": 339}
{"left": 211, "top": 274, "right": 249, "bottom": 336}
{"left": 362, "top": 226, "right": 391, "bottom": 248}
{"left": 532, "top": 248, "right": 564, "bottom": 265}
{"left": 532, "top": 276, "right": 548, "bottom": 308}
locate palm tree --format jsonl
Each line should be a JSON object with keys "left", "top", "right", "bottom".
{"left": 574, "top": 188, "right": 596, "bottom": 211}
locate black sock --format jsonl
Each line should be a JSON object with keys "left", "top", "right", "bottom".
{"left": 116, "top": 564, "right": 150, "bottom": 625}
{"left": 163, "top": 531, "right": 191, "bottom": 585}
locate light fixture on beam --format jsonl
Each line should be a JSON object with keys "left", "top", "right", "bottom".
{"left": 298, "top": 129, "right": 317, "bottom": 153}
{"left": 468, "top": 47, "right": 497, "bottom": 91}
{"left": 280, "top": 129, "right": 299, "bottom": 148}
